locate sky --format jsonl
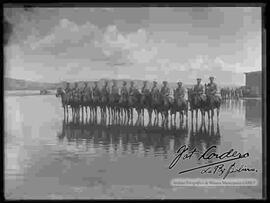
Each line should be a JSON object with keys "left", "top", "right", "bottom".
{"left": 4, "top": 6, "right": 262, "bottom": 85}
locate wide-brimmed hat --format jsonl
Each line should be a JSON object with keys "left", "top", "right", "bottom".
{"left": 209, "top": 76, "right": 215, "bottom": 79}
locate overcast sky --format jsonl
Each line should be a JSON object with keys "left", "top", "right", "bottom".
{"left": 4, "top": 6, "right": 261, "bottom": 85}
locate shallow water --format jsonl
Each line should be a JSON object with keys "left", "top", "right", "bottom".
{"left": 4, "top": 93, "right": 263, "bottom": 199}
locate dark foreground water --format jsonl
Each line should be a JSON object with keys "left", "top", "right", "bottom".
{"left": 4, "top": 93, "right": 263, "bottom": 199}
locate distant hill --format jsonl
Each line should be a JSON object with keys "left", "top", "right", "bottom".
{"left": 4, "top": 77, "right": 242, "bottom": 91}
{"left": 4, "top": 78, "right": 59, "bottom": 90}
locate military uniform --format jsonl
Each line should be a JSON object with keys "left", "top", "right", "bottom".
{"left": 64, "top": 86, "right": 71, "bottom": 94}
{"left": 160, "top": 86, "right": 170, "bottom": 98}
{"left": 120, "top": 85, "right": 128, "bottom": 104}
{"left": 92, "top": 85, "right": 100, "bottom": 104}
{"left": 71, "top": 86, "right": 80, "bottom": 104}
{"left": 141, "top": 85, "right": 150, "bottom": 95}
{"left": 111, "top": 85, "right": 119, "bottom": 95}
{"left": 174, "top": 86, "right": 186, "bottom": 99}
{"left": 129, "top": 85, "right": 138, "bottom": 96}
{"left": 193, "top": 84, "right": 204, "bottom": 95}
{"left": 206, "top": 82, "right": 217, "bottom": 95}
{"left": 120, "top": 86, "right": 128, "bottom": 98}
{"left": 193, "top": 83, "right": 205, "bottom": 102}
{"left": 151, "top": 86, "right": 160, "bottom": 100}
{"left": 101, "top": 85, "right": 109, "bottom": 97}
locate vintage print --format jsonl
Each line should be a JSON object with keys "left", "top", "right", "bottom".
{"left": 4, "top": 5, "right": 264, "bottom": 199}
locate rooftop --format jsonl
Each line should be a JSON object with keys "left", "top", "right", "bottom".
{"left": 244, "top": 70, "right": 261, "bottom": 74}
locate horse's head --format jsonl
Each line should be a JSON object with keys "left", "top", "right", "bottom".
{"left": 56, "top": 87, "right": 63, "bottom": 97}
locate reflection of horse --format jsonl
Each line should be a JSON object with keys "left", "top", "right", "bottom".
{"left": 188, "top": 119, "right": 220, "bottom": 160}
{"left": 57, "top": 115, "right": 191, "bottom": 158}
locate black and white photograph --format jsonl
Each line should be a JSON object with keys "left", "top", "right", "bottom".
{"left": 3, "top": 4, "right": 266, "bottom": 199}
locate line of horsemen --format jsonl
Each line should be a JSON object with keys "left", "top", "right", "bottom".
{"left": 56, "top": 76, "right": 221, "bottom": 121}
{"left": 220, "top": 87, "right": 244, "bottom": 100}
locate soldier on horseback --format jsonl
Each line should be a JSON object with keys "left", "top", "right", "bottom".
{"left": 206, "top": 76, "right": 217, "bottom": 96}
{"left": 172, "top": 81, "right": 188, "bottom": 120}
{"left": 160, "top": 81, "right": 170, "bottom": 98}
{"left": 141, "top": 81, "right": 150, "bottom": 95}
{"left": 64, "top": 82, "right": 71, "bottom": 94}
{"left": 193, "top": 78, "right": 205, "bottom": 101}
{"left": 110, "top": 80, "right": 120, "bottom": 114}
{"left": 71, "top": 82, "right": 80, "bottom": 101}
{"left": 92, "top": 81, "right": 100, "bottom": 113}
{"left": 101, "top": 81, "right": 109, "bottom": 104}
{"left": 64, "top": 82, "right": 71, "bottom": 104}
{"left": 151, "top": 81, "right": 160, "bottom": 101}
{"left": 205, "top": 76, "right": 221, "bottom": 119}
{"left": 129, "top": 81, "right": 138, "bottom": 97}
{"left": 111, "top": 80, "right": 119, "bottom": 100}
{"left": 120, "top": 81, "right": 129, "bottom": 105}
{"left": 101, "top": 81, "right": 110, "bottom": 98}
{"left": 174, "top": 82, "right": 185, "bottom": 100}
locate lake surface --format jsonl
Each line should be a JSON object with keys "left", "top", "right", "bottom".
{"left": 4, "top": 93, "right": 263, "bottom": 199}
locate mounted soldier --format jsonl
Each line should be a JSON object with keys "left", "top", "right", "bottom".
{"left": 174, "top": 81, "right": 186, "bottom": 100}
{"left": 110, "top": 80, "right": 120, "bottom": 110}
{"left": 64, "top": 82, "right": 71, "bottom": 104}
{"left": 120, "top": 81, "right": 129, "bottom": 105}
{"left": 141, "top": 81, "right": 150, "bottom": 95}
{"left": 205, "top": 76, "right": 221, "bottom": 119}
{"left": 206, "top": 76, "right": 217, "bottom": 96}
{"left": 128, "top": 81, "right": 138, "bottom": 97}
{"left": 150, "top": 81, "right": 160, "bottom": 118}
{"left": 193, "top": 78, "right": 205, "bottom": 101}
{"left": 92, "top": 81, "right": 100, "bottom": 107}
{"left": 101, "top": 80, "right": 109, "bottom": 104}
{"left": 151, "top": 81, "right": 159, "bottom": 101}
{"left": 64, "top": 82, "right": 71, "bottom": 94}
{"left": 71, "top": 82, "right": 80, "bottom": 102}
{"left": 160, "top": 81, "right": 171, "bottom": 106}
{"left": 171, "top": 81, "right": 188, "bottom": 120}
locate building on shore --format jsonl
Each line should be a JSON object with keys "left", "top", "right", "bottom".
{"left": 244, "top": 71, "right": 262, "bottom": 97}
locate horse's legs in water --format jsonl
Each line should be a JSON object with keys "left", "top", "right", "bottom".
{"left": 148, "top": 109, "right": 152, "bottom": 126}
{"left": 217, "top": 107, "right": 220, "bottom": 122}
{"left": 211, "top": 109, "right": 214, "bottom": 120}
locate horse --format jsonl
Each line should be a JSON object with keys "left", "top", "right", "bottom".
{"left": 127, "top": 90, "right": 141, "bottom": 124}
{"left": 138, "top": 91, "right": 152, "bottom": 124}
{"left": 170, "top": 93, "right": 188, "bottom": 124}
{"left": 56, "top": 87, "right": 69, "bottom": 119}
{"left": 187, "top": 88, "right": 207, "bottom": 121}
{"left": 160, "top": 95, "right": 173, "bottom": 124}
{"left": 119, "top": 93, "right": 129, "bottom": 122}
{"left": 204, "top": 92, "right": 221, "bottom": 121}
{"left": 149, "top": 92, "right": 162, "bottom": 125}
{"left": 100, "top": 92, "right": 109, "bottom": 120}
{"left": 109, "top": 93, "right": 120, "bottom": 120}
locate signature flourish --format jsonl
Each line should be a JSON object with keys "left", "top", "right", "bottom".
{"left": 168, "top": 145, "right": 256, "bottom": 178}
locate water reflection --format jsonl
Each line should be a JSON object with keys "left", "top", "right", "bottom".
{"left": 245, "top": 99, "right": 262, "bottom": 127}
{"left": 220, "top": 99, "right": 261, "bottom": 127}
{"left": 57, "top": 117, "right": 220, "bottom": 159}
